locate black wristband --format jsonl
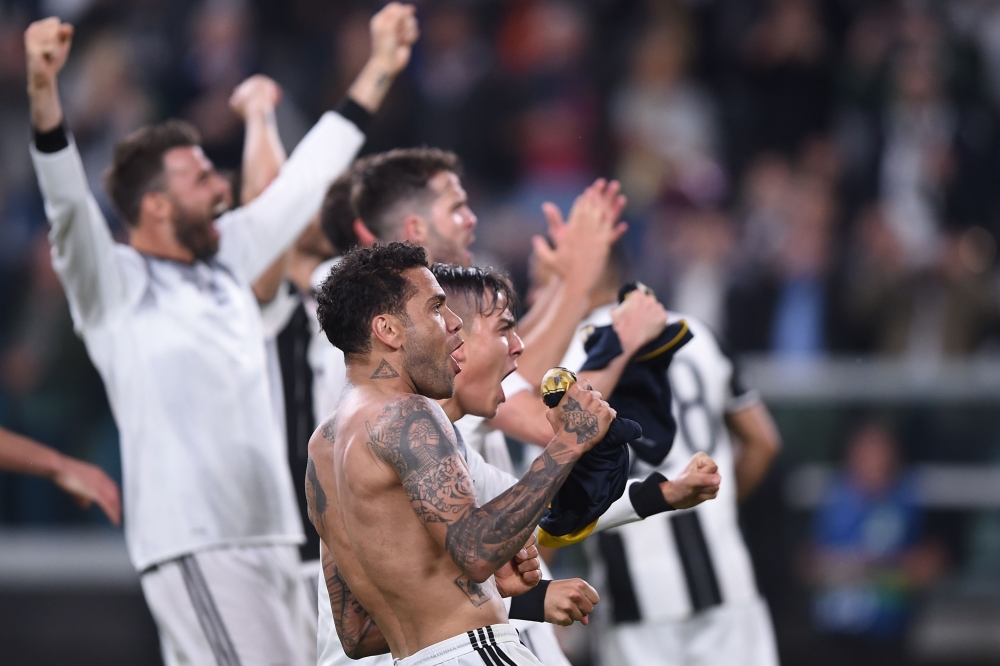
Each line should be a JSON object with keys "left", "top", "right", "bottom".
{"left": 629, "top": 472, "right": 675, "bottom": 518}
{"left": 508, "top": 579, "right": 550, "bottom": 623}
{"left": 335, "top": 97, "right": 374, "bottom": 135}
{"left": 34, "top": 123, "right": 70, "bottom": 153}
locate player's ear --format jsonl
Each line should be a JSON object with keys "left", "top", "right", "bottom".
{"left": 353, "top": 218, "right": 378, "bottom": 247}
{"left": 401, "top": 214, "right": 428, "bottom": 244}
{"left": 371, "top": 313, "right": 405, "bottom": 351}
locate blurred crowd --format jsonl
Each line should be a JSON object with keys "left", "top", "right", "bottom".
{"left": 1, "top": 0, "right": 1000, "bottom": 507}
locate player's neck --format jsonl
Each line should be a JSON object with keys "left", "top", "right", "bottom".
{"left": 346, "top": 354, "right": 417, "bottom": 395}
{"left": 437, "top": 396, "right": 464, "bottom": 424}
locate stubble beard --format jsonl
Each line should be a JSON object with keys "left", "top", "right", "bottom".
{"left": 172, "top": 204, "right": 220, "bottom": 261}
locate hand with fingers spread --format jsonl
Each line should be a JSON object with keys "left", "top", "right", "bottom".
{"left": 544, "top": 381, "right": 617, "bottom": 452}
{"left": 660, "top": 452, "right": 722, "bottom": 509}
{"left": 611, "top": 290, "right": 669, "bottom": 357}
{"left": 544, "top": 578, "right": 600, "bottom": 626}
{"left": 496, "top": 533, "right": 542, "bottom": 597}
{"left": 229, "top": 75, "right": 282, "bottom": 121}
{"left": 532, "top": 178, "right": 628, "bottom": 292}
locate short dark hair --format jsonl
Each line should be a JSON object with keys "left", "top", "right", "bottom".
{"left": 319, "top": 155, "right": 375, "bottom": 253}
{"left": 352, "top": 147, "right": 462, "bottom": 240}
{"left": 104, "top": 120, "right": 201, "bottom": 226}
{"left": 430, "top": 264, "right": 518, "bottom": 320}
{"left": 319, "top": 173, "right": 359, "bottom": 253}
{"left": 316, "top": 242, "right": 429, "bottom": 357}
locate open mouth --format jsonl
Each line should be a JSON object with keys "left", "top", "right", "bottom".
{"left": 449, "top": 354, "right": 462, "bottom": 374}
{"left": 211, "top": 200, "right": 230, "bottom": 219}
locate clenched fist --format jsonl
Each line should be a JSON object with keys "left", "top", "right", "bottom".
{"left": 544, "top": 578, "right": 600, "bottom": 626}
{"left": 496, "top": 533, "right": 542, "bottom": 597}
{"left": 369, "top": 2, "right": 420, "bottom": 77}
{"left": 611, "top": 290, "right": 668, "bottom": 357}
{"left": 229, "top": 75, "right": 282, "bottom": 120}
{"left": 25, "top": 17, "right": 73, "bottom": 92}
{"left": 546, "top": 381, "right": 617, "bottom": 451}
{"left": 661, "top": 452, "right": 721, "bottom": 509}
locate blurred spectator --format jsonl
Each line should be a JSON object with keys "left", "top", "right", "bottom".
{"left": 611, "top": 12, "right": 725, "bottom": 212}
{"left": 726, "top": 169, "right": 846, "bottom": 355}
{"left": 808, "top": 422, "right": 946, "bottom": 666}
{"left": 741, "top": 0, "right": 833, "bottom": 156}
{"left": 842, "top": 207, "right": 1000, "bottom": 356}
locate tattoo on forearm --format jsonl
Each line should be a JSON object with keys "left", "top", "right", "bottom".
{"left": 322, "top": 548, "right": 388, "bottom": 657}
{"left": 560, "top": 396, "right": 599, "bottom": 444}
{"left": 371, "top": 359, "right": 400, "bottom": 380}
{"left": 366, "top": 396, "right": 578, "bottom": 601}
{"left": 375, "top": 72, "right": 389, "bottom": 90}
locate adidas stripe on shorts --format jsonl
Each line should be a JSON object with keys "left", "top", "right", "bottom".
{"left": 394, "top": 625, "right": 545, "bottom": 666}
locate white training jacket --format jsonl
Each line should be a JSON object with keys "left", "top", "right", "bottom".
{"left": 30, "top": 111, "right": 365, "bottom": 571}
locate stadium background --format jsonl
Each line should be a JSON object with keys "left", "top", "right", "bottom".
{"left": 3, "top": 0, "right": 1000, "bottom": 664}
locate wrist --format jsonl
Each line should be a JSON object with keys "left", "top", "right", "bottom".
{"left": 659, "top": 479, "right": 684, "bottom": 507}
{"left": 43, "top": 450, "right": 67, "bottom": 480}
{"left": 365, "top": 54, "right": 400, "bottom": 80}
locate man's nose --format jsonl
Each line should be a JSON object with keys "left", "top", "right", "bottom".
{"left": 511, "top": 332, "right": 524, "bottom": 357}
{"left": 445, "top": 306, "right": 463, "bottom": 333}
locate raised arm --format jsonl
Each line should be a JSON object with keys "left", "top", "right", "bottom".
{"left": 319, "top": 541, "right": 390, "bottom": 659}
{"left": 0, "top": 427, "right": 121, "bottom": 525}
{"left": 515, "top": 180, "right": 627, "bottom": 386}
{"left": 228, "top": 75, "right": 290, "bottom": 303}
{"left": 216, "top": 3, "right": 418, "bottom": 285}
{"left": 25, "top": 18, "right": 128, "bottom": 329}
{"left": 367, "top": 387, "right": 613, "bottom": 584}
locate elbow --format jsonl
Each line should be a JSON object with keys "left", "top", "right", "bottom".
{"left": 341, "top": 640, "right": 389, "bottom": 660}
{"left": 463, "top": 563, "right": 495, "bottom": 585}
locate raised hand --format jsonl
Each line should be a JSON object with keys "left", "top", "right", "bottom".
{"left": 52, "top": 456, "right": 122, "bottom": 525}
{"left": 24, "top": 17, "right": 73, "bottom": 131}
{"left": 229, "top": 75, "right": 282, "bottom": 120}
{"left": 544, "top": 578, "right": 600, "bottom": 626}
{"left": 545, "top": 381, "right": 617, "bottom": 451}
{"left": 25, "top": 17, "right": 73, "bottom": 92}
{"left": 531, "top": 178, "right": 628, "bottom": 293}
{"left": 611, "top": 289, "right": 668, "bottom": 357}
{"left": 495, "top": 533, "right": 542, "bottom": 597}
{"left": 660, "top": 452, "right": 721, "bottom": 509}
{"left": 369, "top": 2, "right": 420, "bottom": 77}
{"left": 348, "top": 3, "right": 420, "bottom": 113}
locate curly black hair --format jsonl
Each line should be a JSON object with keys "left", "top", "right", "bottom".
{"left": 430, "top": 264, "right": 518, "bottom": 320}
{"left": 316, "top": 242, "right": 429, "bottom": 357}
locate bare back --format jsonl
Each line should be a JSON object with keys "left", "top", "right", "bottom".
{"left": 310, "top": 385, "right": 507, "bottom": 657}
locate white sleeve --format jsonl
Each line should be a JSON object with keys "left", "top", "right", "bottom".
{"left": 31, "top": 141, "right": 130, "bottom": 331}
{"left": 465, "top": 443, "right": 518, "bottom": 504}
{"left": 258, "top": 282, "right": 301, "bottom": 341}
{"left": 591, "top": 479, "right": 643, "bottom": 532}
{"left": 217, "top": 112, "right": 365, "bottom": 285}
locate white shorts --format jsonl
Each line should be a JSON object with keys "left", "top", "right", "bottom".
{"left": 600, "top": 597, "right": 779, "bottom": 666}
{"left": 141, "top": 544, "right": 315, "bottom": 666}
{"left": 317, "top": 569, "right": 568, "bottom": 666}
{"left": 396, "top": 625, "right": 544, "bottom": 666}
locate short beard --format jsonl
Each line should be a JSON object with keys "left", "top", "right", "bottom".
{"left": 172, "top": 204, "right": 219, "bottom": 261}
{"left": 401, "top": 329, "right": 456, "bottom": 400}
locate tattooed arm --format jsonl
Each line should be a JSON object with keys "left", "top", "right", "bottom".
{"left": 366, "top": 384, "right": 613, "bottom": 585}
{"left": 320, "top": 542, "right": 390, "bottom": 659}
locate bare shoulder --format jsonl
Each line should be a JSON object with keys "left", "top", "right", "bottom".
{"left": 365, "top": 393, "right": 459, "bottom": 475}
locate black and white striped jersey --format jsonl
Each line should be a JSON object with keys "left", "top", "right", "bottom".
{"left": 562, "top": 306, "right": 763, "bottom": 623}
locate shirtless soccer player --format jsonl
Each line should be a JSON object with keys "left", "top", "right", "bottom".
{"left": 307, "top": 242, "right": 617, "bottom": 666}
